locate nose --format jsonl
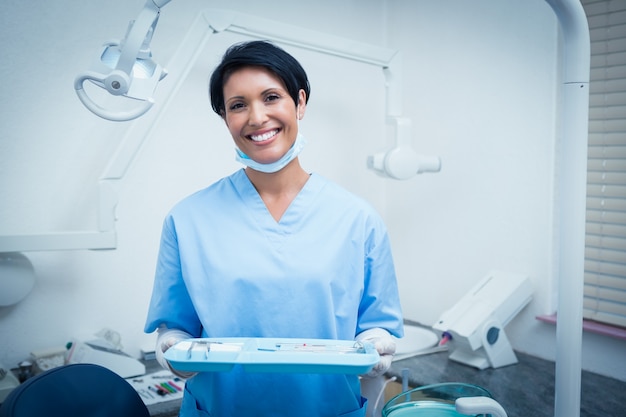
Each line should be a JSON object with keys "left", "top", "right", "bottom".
{"left": 248, "top": 102, "right": 267, "bottom": 126}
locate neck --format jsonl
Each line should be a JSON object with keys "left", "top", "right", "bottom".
{"left": 245, "top": 158, "right": 308, "bottom": 193}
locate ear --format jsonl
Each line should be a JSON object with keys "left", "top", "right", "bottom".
{"left": 297, "top": 89, "right": 307, "bottom": 120}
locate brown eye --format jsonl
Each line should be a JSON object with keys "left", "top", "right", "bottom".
{"left": 228, "top": 102, "right": 245, "bottom": 111}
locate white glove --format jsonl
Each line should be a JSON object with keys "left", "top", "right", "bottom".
{"left": 355, "top": 328, "right": 396, "bottom": 378}
{"left": 156, "top": 326, "right": 197, "bottom": 379}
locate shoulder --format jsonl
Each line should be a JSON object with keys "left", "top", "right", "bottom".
{"left": 311, "top": 173, "right": 384, "bottom": 223}
{"left": 168, "top": 170, "right": 243, "bottom": 217}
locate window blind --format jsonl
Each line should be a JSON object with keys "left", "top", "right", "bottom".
{"left": 581, "top": 0, "right": 626, "bottom": 328}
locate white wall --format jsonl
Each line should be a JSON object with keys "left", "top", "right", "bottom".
{"left": 0, "top": 0, "right": 624, "bottom": 382}
{"left": 386, "top": 0, "right": 559, "bottom": 351}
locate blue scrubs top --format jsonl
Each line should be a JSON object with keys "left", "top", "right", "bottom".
{"left": 145, "top": 169, "right": 403, "bottom": 417}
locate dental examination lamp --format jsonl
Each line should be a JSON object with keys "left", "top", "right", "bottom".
{"left": 432, "top": 270, "right": 533, "bottom": 370}
{"left": 74, "top": 0, "right": 171, "bottom": 121}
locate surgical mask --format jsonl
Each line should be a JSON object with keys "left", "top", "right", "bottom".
{"left": 235, "top": 133, "right": 307, "bottom": 173}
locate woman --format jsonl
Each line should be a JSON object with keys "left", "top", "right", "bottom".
{"left": 145, "top": 40, "right": 403, "bottom": 417}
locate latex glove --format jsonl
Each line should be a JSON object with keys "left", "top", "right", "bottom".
{"left": 156, "top": 326, "right": 197, "bottom": 379}
{"left": 355, "top": 328, "right": 396, "bottom": 378}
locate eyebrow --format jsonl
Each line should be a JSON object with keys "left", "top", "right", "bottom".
{"left": 225, "top": 95, "right": 244, "bottom": 103}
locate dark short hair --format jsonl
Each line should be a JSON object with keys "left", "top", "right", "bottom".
{"left": 209, "top": 40, "right": 311, "bottom": 116}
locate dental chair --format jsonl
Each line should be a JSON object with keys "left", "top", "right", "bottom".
{"left": 0, "top": 363, "right": 150, "bottom": 417}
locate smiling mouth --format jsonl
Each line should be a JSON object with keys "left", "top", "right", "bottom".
{"left": 248, "top": 129, "right": 279, "bottom": 142}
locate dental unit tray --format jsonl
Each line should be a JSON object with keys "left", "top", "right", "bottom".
{"left": 164, "top": 338, "right": 379, "bottom": 374}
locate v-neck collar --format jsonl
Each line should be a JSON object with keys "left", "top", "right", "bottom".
{"left": 230, "top": 169, "right": 323, "bottom": 248}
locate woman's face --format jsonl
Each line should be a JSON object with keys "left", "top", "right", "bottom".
{"left": 222, "top": 66, "right": 306, "bottom": 166}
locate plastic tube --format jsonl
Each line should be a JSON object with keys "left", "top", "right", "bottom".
{"left": 438, "top": 332, "right": 452, "bottom": 347}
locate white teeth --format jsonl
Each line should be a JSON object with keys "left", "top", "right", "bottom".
{"left": 249, "top": 130, "right": 278, "bottom": 142}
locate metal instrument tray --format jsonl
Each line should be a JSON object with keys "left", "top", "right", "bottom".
{"left": 164, "top": 337, "right": 379, "bottom": 374}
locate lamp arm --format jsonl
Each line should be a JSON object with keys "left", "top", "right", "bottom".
{"left": 115, "top": 1, "right": 162, "bottom": 77}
